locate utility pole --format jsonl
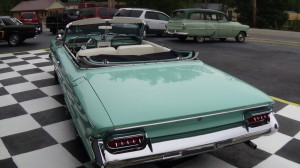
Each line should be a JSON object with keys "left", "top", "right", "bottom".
{"left": 108, "top": 0, "right": 115, "bottom": 8}
{"left": 253, "top": 0, "right": 256, "bottom": 27}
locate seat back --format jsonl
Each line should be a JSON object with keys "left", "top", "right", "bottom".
{"left": 117, "top": 45, "right": 155, "bottom": 56}
{"left": 76, "top": 47, "right": 117, "bottom": 58}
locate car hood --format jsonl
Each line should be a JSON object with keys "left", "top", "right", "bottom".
{"left": 86, "top": 61, "right": 272, "bottom": 129}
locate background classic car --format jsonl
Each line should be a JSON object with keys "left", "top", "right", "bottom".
{"left": 166, "top": 9, "right": 249, "bottom": 43}
{"left": 113, "top": 8, "right": 170, "bottom": 36}
{"left": 0, "top": 16, "right": 37, "bottom": 46}
{"left": 50, "top": 18, "right": 278, "bottom": 168}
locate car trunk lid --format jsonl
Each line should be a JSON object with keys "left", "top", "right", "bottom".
{"left": 86, "top": 61, "right": 273, "bottom": 138}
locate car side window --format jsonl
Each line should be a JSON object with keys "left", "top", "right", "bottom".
{"left": 157, "top": 13, "right": 169, "bottom": 21}
{"left": 189, "top": 12, "right": 204, "bottom": 20}
{"left": 145, "top": 12, "right": 158, "bottom": 20}
{"left": 218, "top": 14, "right": 228, "bottom": 21}
{"left": 206, "top": 13, "right": 218, "bottom": 21}
{"left": 0, "top": 19, "right": 5, "bottom": 26}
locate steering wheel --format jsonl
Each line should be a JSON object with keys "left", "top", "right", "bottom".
{"left": 85, "top": 36, "right": 98, "bottom": 49}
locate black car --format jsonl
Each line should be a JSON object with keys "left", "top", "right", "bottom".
{"left": 46, "top": 9, "right": 79, "bottom": 34}
{"left": 0, "top": 16, "right": 37, "bottom": 46}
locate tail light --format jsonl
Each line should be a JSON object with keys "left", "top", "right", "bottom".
{"left": 182, "top": 23, "right": 185, "bottom": 30}
{"left": 32, "top": 18, "right": 38, "bottom": 22}
{"left": 246, "top": 112, "right": 270, "bottom": 127}
{"left": 244, "top": 105, "right": 273, "bottom": 128}
{"left": 105, "top": 132, "right": 148, "bottom": 154}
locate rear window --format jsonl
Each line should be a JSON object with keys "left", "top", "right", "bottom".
{"left": 114, "top": 9, "right": 143, "bottom": 18}
{"left": 21, "top": 13, "right": 35, "bottom": 19}
{"left": 189, "top": 13, "right": 204, "bottom": 20}
{"left": 79, "top": 8, "right": 96, "bottom": 17}
{"left": 171, "top": 11, "right": 185, "bottom": 19}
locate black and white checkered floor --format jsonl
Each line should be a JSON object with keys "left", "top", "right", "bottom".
{"left": 0, "top": 49, "right": 300, "bottom": 168}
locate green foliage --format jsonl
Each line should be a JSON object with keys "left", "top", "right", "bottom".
{"left": 0, "top": 0, "right": 30, "bottom": 16}
{"left": 287, "top": 0, "right": 300, "bottom": 12}
{"left": 119, "top": 0, "right": 186, "bottom": 15}
{"left": 233, "top": 0, "right": 288, "bottom": 29}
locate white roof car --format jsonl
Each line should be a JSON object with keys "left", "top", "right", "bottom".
{"left": 113, "top": 8, "right": 170, "bottom": 36}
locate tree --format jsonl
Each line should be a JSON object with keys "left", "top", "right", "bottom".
{"left": 0, "top": 0, "right": 30, "bottom": 16}
{"left": 119, "top": 0, "right": 186, "bottom": 15}
{"left": 233, "top": 0, "right": 288, "bottom": 29}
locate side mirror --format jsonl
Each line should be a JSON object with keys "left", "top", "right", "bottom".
{"left": 55, "top": 33, "right": 63, "bottom": 47}
{"left": 56, "top": 33, "right": 63, "bottom": 40}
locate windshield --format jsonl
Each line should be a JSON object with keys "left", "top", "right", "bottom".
{"left": 2, "top": 18, "right": 22, "bottom": 25}
{"left": 65, "top": 22, "right": 143, "bottom": 41}
{"left": 21, "top": 13, "right": 35, "bottom": 19}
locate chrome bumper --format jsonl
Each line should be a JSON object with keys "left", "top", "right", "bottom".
{"left": 93, "top": 113, "right": 278, "bottom": 168}
{"left": 165, "top": 30, "right": 188, "bottom": 36}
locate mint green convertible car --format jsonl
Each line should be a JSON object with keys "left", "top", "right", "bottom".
{"left": 166, "top": 9, "right": 249, "bottom": 43}
{"left": 50, "top": 17, "right": 278, "bottom": 168}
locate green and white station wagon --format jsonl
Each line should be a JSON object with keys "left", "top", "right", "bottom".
{"left": 50, "top": 17, "right": 277, "bottom": 168}
{"left": 166, "top": 9, "right": 250, "bottom": 43}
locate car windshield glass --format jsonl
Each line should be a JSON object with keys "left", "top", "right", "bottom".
{"left": 66, "top": 23, "right": 142, "bottom": 40}
{"left": 3, "top": 18, "right": 22, "bottom": 25}
{"left": 171, "top": 11, "right": 185, "bottom": 19}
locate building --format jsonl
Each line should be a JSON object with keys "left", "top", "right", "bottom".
{"left": 11, "top": 0, "right": 66, "bottom": 22}
{"left": 11, "top": 0, "right": 126, "bottom": 21}
{"left": 287, "top": 11, "right": 300, "bottom": 21}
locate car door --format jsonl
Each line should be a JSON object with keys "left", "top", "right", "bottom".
{"left": 217, "top": 13, "right": 233, "bottom": 38}
{"left": 0, "top": 19, "right": 5, "bottom": 40}
{"left": 185, "top": 12, "right": 207, "bottom": 36}
{"left": 205, "top": 12, "right": 219, "bottom": 37}
{"left": 144, "top": 11, "right": 160, "bottom": 32}
{"left": 144, "top": 11, "right": 169, "bottom": 34}
{"left": 156, "top": 12, "right": 169, "bottom": 30}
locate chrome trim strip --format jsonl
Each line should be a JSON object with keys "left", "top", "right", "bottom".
{"left": 114, "top": 104, "right": 271, "bottom": 131}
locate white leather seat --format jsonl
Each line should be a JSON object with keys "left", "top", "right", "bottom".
{"left": 117, "top": 45, "right": 155, "bottom": 56}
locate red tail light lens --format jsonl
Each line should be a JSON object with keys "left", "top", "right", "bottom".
{"left": 107, "top": 135, "right": 144, "bottom": 149}
{"left": 247, "top": 113, "right": 270, "bottom": 127}
{"left": 105, "top": 132, "right": 148, "bottom": 154}
{"left": 32, "top": 18, "right": 38, "bottom": 22}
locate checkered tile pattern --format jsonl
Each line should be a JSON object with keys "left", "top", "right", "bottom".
{"left": 1, "top": 49, "right": 300, "bottom": 168}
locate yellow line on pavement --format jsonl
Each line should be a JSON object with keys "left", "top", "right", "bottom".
{"left": 248, "top": 39, "right": 300, "bottom": 47}
{"left": 0, "top": 48, "right": 50, "bottom": 56}
{"left": 271, "top": 96, "right": 300, "bottom": 107}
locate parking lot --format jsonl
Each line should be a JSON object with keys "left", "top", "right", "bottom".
{"left": 0, "top": 29, "right": 300, "bottom": 168}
